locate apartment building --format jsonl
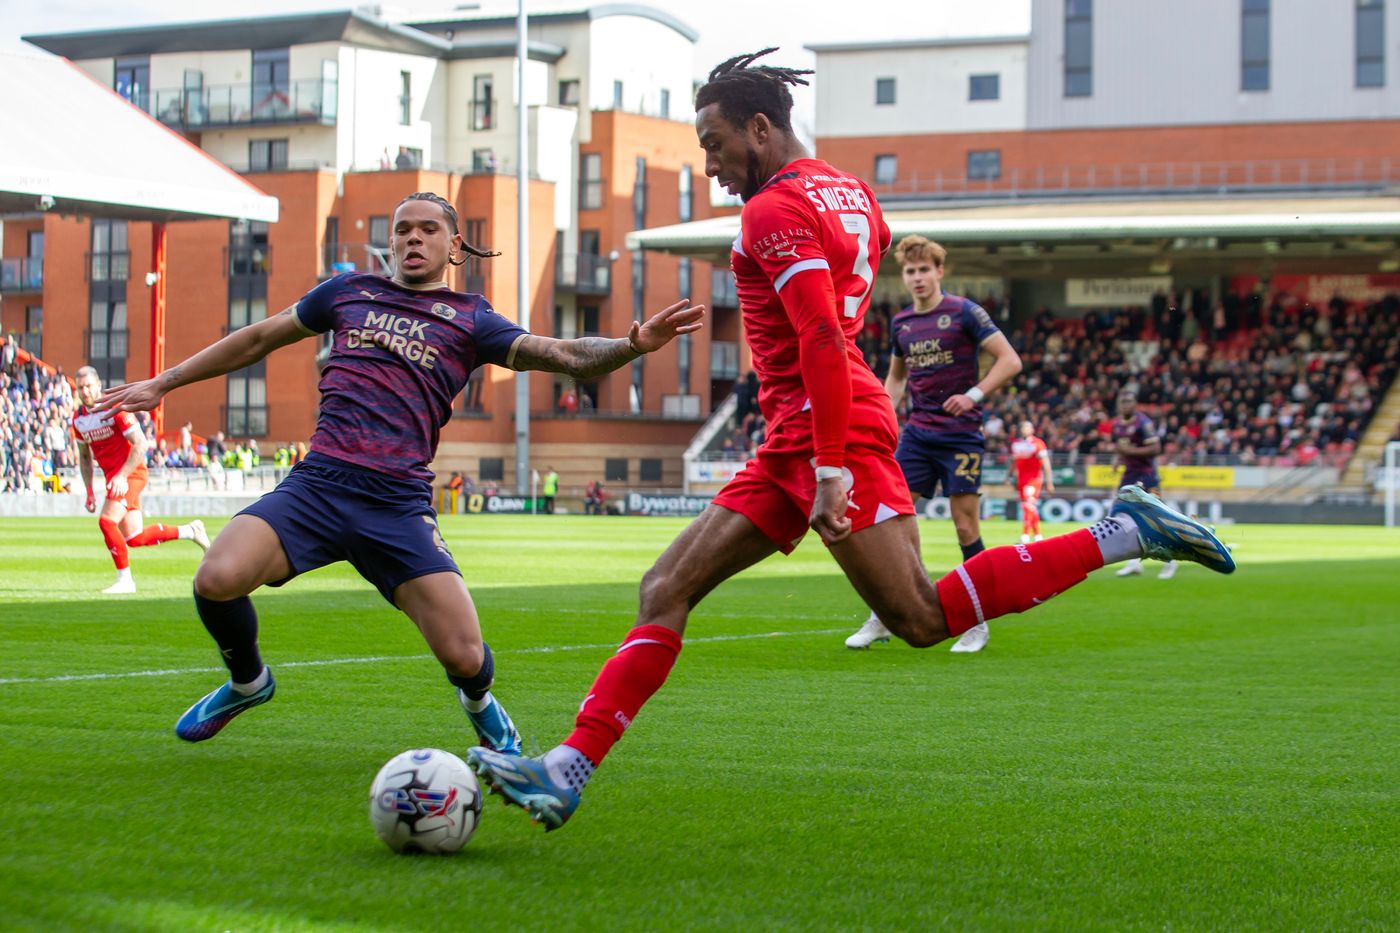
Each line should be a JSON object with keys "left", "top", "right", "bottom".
{"left": 7, "top": 6, "right": 732, "bottom": 491}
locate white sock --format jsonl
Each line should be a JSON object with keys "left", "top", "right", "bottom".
{"left": 543, "top": 744, "right": 595, "bottom": 793}
{"left": 866, "top": 610, "right": 881, "bottom": 626}
{"left": 1089, "top": 515, "right": 1143, "bottom": 565}
{"left": 462, "top": 690, "right": 492, "bottom": 713}
{"left": 114, "top": 568, "right": 133, "bottom": 583}
{"left": 231, "top": 666, "right": 270, "bottom": 696}
{"left": 177, "top": 524, "right": 194, "bottom": 540}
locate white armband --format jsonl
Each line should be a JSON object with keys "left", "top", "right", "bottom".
{"left": 965, "top": 386, "right": 985, "bottom": 403}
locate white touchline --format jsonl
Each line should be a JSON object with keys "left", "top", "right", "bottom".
{"left": 0, "top": 627, "right": 853, "bottom": 687}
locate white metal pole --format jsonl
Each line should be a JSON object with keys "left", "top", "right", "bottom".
{"left": 1386, "top": 441, "right": 1399, "bottom": 528}
{"left": 513, "top": 0, "right": 531, "bottom": 495}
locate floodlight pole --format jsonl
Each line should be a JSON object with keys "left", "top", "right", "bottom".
{"left": 513, "top": 0, "right": 531, "bottom": 496}
{"left": 150, "top": 222, "right": 167, "bottom": 439}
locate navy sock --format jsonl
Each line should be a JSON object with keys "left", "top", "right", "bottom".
{"left": 960, "top": 538, "right": 986, "bottom": 562}
{"left": 192, "top": 589, "right": 263, "bottom": 684}
{"left": 446, "top": 643, "right": 494, "bottom": 701}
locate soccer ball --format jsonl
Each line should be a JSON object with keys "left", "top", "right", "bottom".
{"left": 368, "top": 748, "right": 482, "bottom": 854}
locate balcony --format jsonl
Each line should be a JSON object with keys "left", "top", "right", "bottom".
{"left": 154, "top": 79, "right": 337, "bottom": 131}
{"left": 710, "top": 268, "right": 738, "bottom": 308}
{"left": 321, "top": 243, "right": 393, "bottom": 279}
{"left": 0, "top": 257, "right": 43, "bottom": 293}
{"left": 555, "top": 253, "right": 612, "bottom": 296}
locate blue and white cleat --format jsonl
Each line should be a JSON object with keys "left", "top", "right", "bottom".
{"left": 1113, "top": 486, "right": 1236, "bottom": 574}
{"left": 175, "top": 671, "right": 276, "bottom": 742}
{"left": 457, "top": 689, "right": 523, "bottom": 755}
{"left": 466, "top": 747, "right": 580, "bottom": 832}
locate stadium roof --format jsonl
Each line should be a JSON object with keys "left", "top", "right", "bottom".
{"left": 627, "top": 195, "right": 1400, "bottom": 272}
{"left": 0, "top": 51, "right": 279, "bottom": 224}
{"left": 408, "top": 4, "right": 699, "bottom": 43}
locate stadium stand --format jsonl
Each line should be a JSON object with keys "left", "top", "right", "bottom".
{"left": 1, "top": 340, "right": 77, "bottom": 493}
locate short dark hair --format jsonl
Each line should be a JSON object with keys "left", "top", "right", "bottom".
{"left": 396, "top": 192, "right": 499, "bottom": 261}
{"left": 694, "top": 48, "right": 812, "bottom": 132}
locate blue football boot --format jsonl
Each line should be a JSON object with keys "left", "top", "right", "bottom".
{"left": 457, "top": 689, "right": 522, "bottom": 755}
{"left": 175, "top": 670, "right": 276, "bottom": 742}
{"left": 467, "top": 747, "right": 580, "bottom": 832}
{"left": 1112, "top": 486, "right": 1236, "bottom": 574}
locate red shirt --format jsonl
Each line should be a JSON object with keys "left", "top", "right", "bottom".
{"left": 731, "top": 158, "right": 891, "bottom": 449}
{"left": 72, "top": 407, "right": 146, "bottom": 481}
{"left": 1010, "top": 435, "right": 1048, "bottom": 486}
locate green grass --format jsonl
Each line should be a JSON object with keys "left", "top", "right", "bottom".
{"left": 1, "top": 516, "right": 1397, "bottom": 931}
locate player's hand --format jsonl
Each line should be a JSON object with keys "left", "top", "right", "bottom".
{"left": 84, "top": 489, "right": 96, "bottom": 513}
{"left": 106, "top": 475, "right": 128, "bottom": 498}
{"left": 942, "top": 393, "right": 975, "bottom": 416}
{"left": 1115, "top": 437, "right": 1132, "bottom": 453}
{"left": 94, "top": 377, "right": 166, "bottom": 414}
{"left": 1045, "top": 484, "right": 1055, "bottom": 495}
{"left": 809, "top": 476, "right": 852, "bottom": 545}
{"left": 630, "top": 300, "right": 706, "bottom": 353}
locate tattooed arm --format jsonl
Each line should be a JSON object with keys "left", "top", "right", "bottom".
{"left": 96, "top": 305, "right": 311, "bottom": 414}
{"left": 510, "top": 299, "right": 706, "bottom": 379}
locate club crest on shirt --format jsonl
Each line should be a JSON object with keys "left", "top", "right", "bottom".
{"left": 938, "top": 314, "right": 952, "bottom": 329}
{"left": 430, "top": 302, "right": 457, "bottom": 321}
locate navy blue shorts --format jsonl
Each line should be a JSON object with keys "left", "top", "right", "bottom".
{"left": 895, "top": 425, "right": 984, "bottom": 498}
{"left": 1120, "top": 468, "right": 1162, "bottom": 491}
{"left": 238, "top": 452, "right": 458, "bottom": 605}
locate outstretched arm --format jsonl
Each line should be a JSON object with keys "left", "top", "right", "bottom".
{"left": 97, "top": 306, "right": 311, "bottom": 413}
{"left": 511, "top": 299, "right": 704, "bottom": 379}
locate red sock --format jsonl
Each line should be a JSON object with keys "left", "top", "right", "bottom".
{"left": 935, "top": 529, "right": 1104, "bottom": 636}
{"left": 99, "top": 518, "right": 129, "bottom": 570}
{"left": 126, "top": 524, "right": 179, "bottom": 548}
{"left": 1027, "top": 502, "right": 1041, "bottom": 536}
{"left": 563, "top": 624, "right": 682, "bottom": 765}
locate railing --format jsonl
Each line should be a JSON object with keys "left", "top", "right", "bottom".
{"left": 153, "top": 79, "right": 337, "bottom": 130}
{"left": 321, "top": 242, "right": 393, "bottom": 278}
{"left": 868, "top": 156, "right": 1400, "bottom": 201}
{"left": 86, "top": 251, "right": 130, "bottom": 283}
{"left": 221, "top": 404, "right": 269, "bottom": 438}
{"left": 710, "top": 341, "right": 740, "bottom": 380}
{"left": 231, "top": 159, "right": 333, "bottom": 174}
{"left": 226, "top": 245, "right": 272, "bottom": 277}
{"left": 710, "top": 268, "right": 737, "bottom": 308}
{"left": 83, "top": 329, "right": 129, "bottom": 360}
{"left": 554, "top": 253, "right": 611, "bottom": 295}
{"left": 0, "top": 257, "right": 43, "bottom": 292}
{"left": 470, "top": 98, "right": 496, "bottom": 131}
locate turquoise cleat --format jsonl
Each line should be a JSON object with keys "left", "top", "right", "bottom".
{"left": 1112, "top": 486, "right": 1236, "bottom": 574}
{"left": 175, "top": 671, "right": 276, "bottom": 742}
{"left": 467, "top": 747, "right": 580, "bottom": 832}
{"left": 457, "top": 689, "right": 523, "bottom": 755}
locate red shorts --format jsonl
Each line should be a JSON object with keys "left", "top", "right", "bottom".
{"left": 1018, "top": 478, "right": 1043, "bottom": 503}
{"left": 110, "top": 470, "right": 147, "bottom": 511}
{"left": 713, "top": 401, "right": 915, "bottom": 554}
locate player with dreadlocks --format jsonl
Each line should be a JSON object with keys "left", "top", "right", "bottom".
{"left": 468, "top": 52, "right": 1235, "bottom": 832}
{"left": 97, "top": 190, "right": 704, "bottom": 753}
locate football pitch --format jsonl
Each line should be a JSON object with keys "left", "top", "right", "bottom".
{"left": 2, "top": 515, "right": 1397, "bottom": 931}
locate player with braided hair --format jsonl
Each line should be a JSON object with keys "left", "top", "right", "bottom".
{"left": 98, "top": 191, "right": 704, "bottom": 751}
{"left": 469, "top": 51, "right": 1235, "bottom": 833}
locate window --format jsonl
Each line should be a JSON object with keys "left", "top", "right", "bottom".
{"left": 114, "top": 56, "right": 150, "bottom": 111}
{"left": 248, "top": 138, "right": 288, "bottom": 172}
{"left": 605, "top": 458, "right": 629, "bottom": 482}
{"left": 633, "top": 157, "right": 648, "bottom": 227}
{"left": 472, "top": 74, "right": 494, "bottom": 130}
{"left": 631, "top": 251, "right": 646, "bottom": 409}
{"left": 679, "top": 164, "right": 693, "bottom": 222}
{"left": 660, "top": 88, "right": 671, "bottom": 118}
{"left": 678, "top": 257, "right": 691, "bottom": 298}
{"left": 613, "top": 79, "right": 624, "bottom": 108}
{"left": 1065, "top": 0, "right": 1093, "bottom": 97}
{"left": 875, "top": 77, "right": 896, "bottom": 105}
{"left": 479, "top": 457, "right": 504, "bottom": 482}
{"left": 323, "top": 216, "right": 340, "bottom": 275}
{"left": 229, "top": 220, "right": 269, "bottom": 333}
{"left": 640, "top": 458, "right": 663, "bottom": 483}
{"left": 967, "top": 149, "right": 1002, "bottom": 181}
{"left": 969, "top": 73, "right": 1000, "bottom": 100}
{"left": 369, "top": 216, "right": 390, "bottom": 248}
{"left": 462, "top": 218, "right": 487, "bottom": 291}
{"left": 226, "top": 361, "right": 268, "bottom": 436}
{"left": 252, "top": 48, "right": 290, "bottom": 119}
{"left": 399, "top": 70, "right": 412, "bottom": 125}
{"left": 874, "top": 154, "right": 897, "bottom": 185}
{"left": 88, "top": 219, "right": 129, "bottom": 384}
{"left": 1357, "top": 0, "right": 1385, "bottom": 87}
{"left": 472, "top": 148, "right": 497, "bottom": 173}
{"left": 580, "top": 153, "right": 603, "bottom": 210}
{"left": 1242, "top": 0, "right": 1270, "bottom": 91}
{"left": 559, "top": 79, "right": 580, "bottom": 106}
{"left": 24, "top": 306, "right": 42, "bottom": 359}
